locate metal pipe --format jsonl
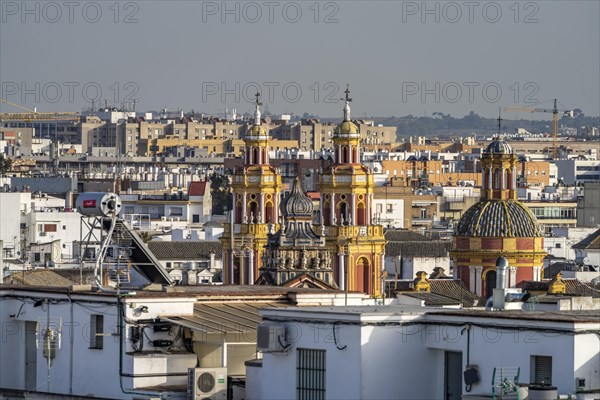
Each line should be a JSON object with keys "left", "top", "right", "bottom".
{"left": 496, "top": 256, "right": 508, "bottom": 290}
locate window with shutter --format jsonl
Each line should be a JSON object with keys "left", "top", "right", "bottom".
{"left": 533, "top": 355, "right": 552, "bottom": 385}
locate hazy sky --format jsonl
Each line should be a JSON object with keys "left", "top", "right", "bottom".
{"left": 1, "top": 0, "right": 599, "bottom": 118}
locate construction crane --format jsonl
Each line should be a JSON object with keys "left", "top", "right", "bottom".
{"left": 505, "top": 99, "right": 574, "bottom": 159}
{"left": 0, "top": 99, "right": 80, "bottom": 122}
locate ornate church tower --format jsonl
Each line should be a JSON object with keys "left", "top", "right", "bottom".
{"left": 320, "top": 86, "right": 386, "bottom": 296}
{"left": 452, "top": 136, "right": 546, "bottom": 297}
{"left": 221, "top": 93, "right": 283, "bottom": 285}
{"left": 257, "top": 177, "right": 335, "bottom": 288}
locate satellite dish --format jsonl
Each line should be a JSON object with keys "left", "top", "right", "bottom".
{"left": 582, "top": 257, "right": 590, "bottom": 265}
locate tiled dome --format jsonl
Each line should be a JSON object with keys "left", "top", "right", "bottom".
{"left": 335, "top": 120, "right": 359, "bottom": 135}
{"left": 247, "top": 124, "right": 268, "bottom": 136}
{"left": 485, "top": 138, "right": 512, "bottom": 155}
{"left": 455, "top": 200, "right": 542, "bottom": 237}
{"left": 284, "top": 178, "right": 313, "bottom": 217}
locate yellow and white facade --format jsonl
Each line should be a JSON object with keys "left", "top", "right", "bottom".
{"left": 221, "top": 93, "right": 283, "bottom": 284}
{"left": 320, "top": 86, "right": 386, "bottom": 296}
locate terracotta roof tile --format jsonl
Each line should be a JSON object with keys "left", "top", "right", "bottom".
{"left": 188, "top": 181, "right": 207, "bottom": 196}
{"left": 147, "top": 241, "right": 222, "bottom": 260}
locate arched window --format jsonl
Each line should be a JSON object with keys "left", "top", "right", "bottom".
{"left": 323, "top": 202, "right": 331, "bottom": 225}
{"left": 339, "top": 202, "right": 349, "bottom": 225}
{"left": 235, "top": 201, "right": 243, "bottom": 224}
{"left": 265, "top": 201, "right": 274, "bottom": 223}
{"left": 493, "top": 169, "right": 501, "bottom": 190}
{"left": 485, "top": 270, "right": 497, "bottom": 298}
{"left": 249, "top": 202, "right": 258, "bottom": 223}
{"left": 357, "top": 202, "right": 366, "bottom": 225}
{"left": 354, "top": 257, "right": 370, "bottom": 293}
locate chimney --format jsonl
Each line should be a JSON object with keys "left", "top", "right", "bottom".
{"left": 209, "top": 251, "right": 215, "bottom": 270}
{"left": 496, "top": 257, "right": 508, "bottom": 290}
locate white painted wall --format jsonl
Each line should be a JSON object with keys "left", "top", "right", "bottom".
{"left": 28, "top": 211, "right": 82, "bottom": 260}
{"left": 249, "top": 307, "right": 600, "bottom": 400}
{"left": 385, "top": 256, "right": 450, "bottom": 279}
{"left": 0, "top": 290, "right": 196, "bottom": 399}
{"left": 0, "top": 192, "right": 31, "bottom": 259}
{"left": 372, "top": 198, "right": 404, "bottom": 228}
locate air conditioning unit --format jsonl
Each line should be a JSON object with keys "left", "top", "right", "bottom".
{"left": 161, "top": 216, "right": 167, "bottom": 221}
{"left": 256, "top": 322, "right": 289, "bottom": 353}
{"left": 188, "top": 367, "right": 227, "bottom": 400}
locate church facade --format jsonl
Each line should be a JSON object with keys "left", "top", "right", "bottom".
{"left": 222, "top": 87, "right": 386, "bottom": 296}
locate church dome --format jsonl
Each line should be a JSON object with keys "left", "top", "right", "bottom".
{"left": 455, "top": 200, "right": 542, "bottom": 237}
{"left": 335, "top": 120, "right": 359, "bottom": 135}
{"left": 247, "top": 124, "right": 267, "bottom": 136}
{"left": 284, "top": 178, "right": 313, "bottom": 217}
{"left": 485, "top": 138, "right": 512, "bottom": 154}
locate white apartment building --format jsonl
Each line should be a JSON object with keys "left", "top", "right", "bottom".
{"left": 247, "top": 305, "right": 600, "bottom": 400}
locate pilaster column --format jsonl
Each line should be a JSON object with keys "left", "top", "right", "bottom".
{"left": 320, "top": 193, "right": 324, "bottom": 224}
{"left": 469, "top": 266, "right": 476, "bottom": 292}
{"left": 248, "top": 249, "right": 255, "bottom": 284}
{"left": 512, "top": 166, "right": 517, "bottom": 189}
{"left": 338, "top": 252, "right": 345, "bottom": 290}
{"left": 351, "top": 194, "right": 356, "bottom": 225}
{"left": 330, "top": 193, "right": 335, "bottom": 224}
{"left": 368, "top": 193, "right": 373, "bottom": 225}
{"left": 242, "top": 192, "right": 247, "bottom": 223}
{"left": 239, "top": 253, "right": 244, "bottom": 284}
{"left": 533, "top": 266, "right": 542, "bottom": 281}
{"left": 260, "top": 193, "right": 265, "bottom": 223}
{"left": 475, "top": 266, "right": 483, "bottom": 296}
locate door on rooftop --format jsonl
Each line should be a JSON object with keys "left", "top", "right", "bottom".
{"left": 485, "top": 271, "right": 497, "bottom": 299}
{"left": 25, "top": 321, "right": 37, "bottom": 391}
{"left": 445, "top": 351, "right": 462, "bottom": 400}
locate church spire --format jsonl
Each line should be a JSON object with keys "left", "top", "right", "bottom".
{"left": 254, "top": 92, "right": 262, "bottom": 126}
{"left": 342, "top": 84, "right": 352, "bottom": 121}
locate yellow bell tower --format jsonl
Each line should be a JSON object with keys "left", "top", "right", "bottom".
{"left": 222, "top": 92, "right": 283, "bottom": 285}
{"left": 320, "top": 85, "right": 386, "bottom": 296}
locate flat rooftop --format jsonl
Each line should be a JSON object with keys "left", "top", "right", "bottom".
{"left": 261, "top": 305, "right": 600, "bottom": 323}
{"left": 0, "top": 284, "right": 343, "bottom": 298}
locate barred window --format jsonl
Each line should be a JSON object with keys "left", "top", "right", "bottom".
{"left": 90, "top": 315, "right": 104, "bottom": 349}
{"left": 297, "top": 348, "right": 326, "bottom": 400}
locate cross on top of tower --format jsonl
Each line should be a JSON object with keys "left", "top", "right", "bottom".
{"left": 255, "top": 92, "right": 262, "bottom": 107}
{"left": 341, "top": 84, "right": 352, "bottom": 121}
{"left": 497, "top": 108, "right": 503, "bottom": 137}
{"left": 342, "top": 84, "right": 352, "bottom": 103}
{"left": 254, "top": 92, "right": 262, "bottom": 126}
